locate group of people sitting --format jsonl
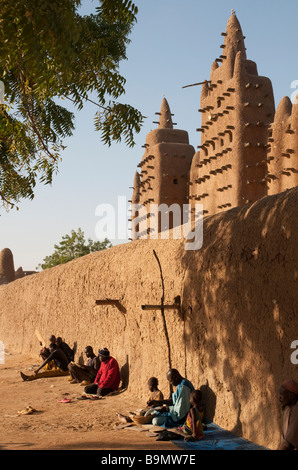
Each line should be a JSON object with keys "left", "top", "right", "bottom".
{"left": 117, "top": 369, "right": 205, "bottom": 442}
{"left": 20, "top": 335, "right": 74, "bottom": 381}
{"left": 20, "top": 335, "right": 205, "bottom": 440}
{"left": 20, "top": 335, "right": 121, "bottom": 397}
{"left": 19, "top": 335, "right": 298, "bottom": 449}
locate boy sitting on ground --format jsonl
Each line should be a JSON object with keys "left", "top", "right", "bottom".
{"left": 117, "top": 376, "right": 164, "bottom": 423}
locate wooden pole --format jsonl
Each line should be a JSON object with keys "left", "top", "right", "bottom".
{"left": 153, "top": 250, "right": 172, "bottom": 395}
{"left": 182, "top": 80, "right": 211, "bottom": 89}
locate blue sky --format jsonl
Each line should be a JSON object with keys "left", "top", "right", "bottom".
{"left": 1, "top": 0, "right": 298, "bottom": 270}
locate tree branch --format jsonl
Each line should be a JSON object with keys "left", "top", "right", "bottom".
{"left": 0, "top": 190, "right": 15, "bottom": 208}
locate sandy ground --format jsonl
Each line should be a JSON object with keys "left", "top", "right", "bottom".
{"left": 0, "top": 352, "right": 179, "bottom": 451}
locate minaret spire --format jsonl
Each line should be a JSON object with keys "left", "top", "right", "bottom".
{"left": 131, "top": 171, "right": 140, "bottom": 204}
{"left": 224, "top": 11, "right": 247, "bottom": 60}
{"left": 158, "top": 97, "right": 174, "bottom": 129}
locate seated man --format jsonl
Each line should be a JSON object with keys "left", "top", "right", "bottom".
{"left": 84, "top": 348, "right": 120, "bottom": 397}
{"left": 68, "top": 346, "right": 100, "bottom": 384}
{"left": 278, "top": 379, "right": 298, "bottom": 450}
{"left": 148, "top": 368, "right": 194, "bottom": 428}
{"left": 56, "top": 336, "right": 75, "bottom": 362}
{"left": 20, "top": 343, "right": 70, "bottom": 381}
{"left": 39, "top": 334, "right": 56, "bottom": 364}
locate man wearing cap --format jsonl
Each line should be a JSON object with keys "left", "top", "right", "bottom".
{"left": 84, "top": 348, "right": 120, "bottom": 397}
{"left": 278, "top": 379, "right": 298, "bottom": 450}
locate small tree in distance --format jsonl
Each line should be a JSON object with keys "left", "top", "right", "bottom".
{"left": 37, "top": 228, "right": 112, "bottom": 270}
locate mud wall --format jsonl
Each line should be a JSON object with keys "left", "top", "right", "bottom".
{"left": 267, "top": 96, "right": 298, "bottom": 195}
{"left": 181, "top": 186, "right": 298, "bottom": 449}
{"left": 0, "top": 187, "right": 297, "bottom": 449}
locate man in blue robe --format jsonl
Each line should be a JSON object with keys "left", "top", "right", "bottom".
{"left": 148, "top": 368, "right": 194, "bottom": 428}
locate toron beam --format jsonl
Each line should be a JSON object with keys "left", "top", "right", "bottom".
{"left": 95, "top": 299, "right": 126, "bottom": 314}
{"left": 95, "top": 299, "right": 120, "bottom": 306}
{"left": 141, "top": 304, "right": 181, "bottom": 311}
{"left": 182, "top": 80, "right": 211, "bottom": 89}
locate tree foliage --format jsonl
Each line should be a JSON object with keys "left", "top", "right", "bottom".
{"left": 0, "top": 0, "right": 144, "bottom": 209}
{"left": 37, "top": 227, "right": 112, "bottom": 270}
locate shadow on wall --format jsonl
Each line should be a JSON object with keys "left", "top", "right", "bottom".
{"left": 180, "top": 187, "right": 298, "bottom": 446}
{"left": 200, "top": 381, "right": 216, "bottom": 424}
{"left": 120, "top": 355, "right": 129, "bottom": 389}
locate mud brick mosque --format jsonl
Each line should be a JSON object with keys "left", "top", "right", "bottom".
{"left": 1, "top": 12, "right": 298, "bottom": 281}
{"left": 2, "top": 12, "right": 298, "bottom": 280}
{"left": 131, "top": 12, "right": 298, "bottom": 238}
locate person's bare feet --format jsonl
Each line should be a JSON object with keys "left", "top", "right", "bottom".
{"left": 20, "top": 372, "right": 29, "bottom": 381}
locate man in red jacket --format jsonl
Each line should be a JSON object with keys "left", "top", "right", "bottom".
{"left": 84, "top": 348, "right": 120, "bottom": 397}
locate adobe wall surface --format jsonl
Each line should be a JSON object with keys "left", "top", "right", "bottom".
{"left": 181, "top": 186, "right": 298, "bottom": 449}
{"left": 0, "top": 187, "right": 297, "bottom": 449}
{"left": 267, "top": 96, "right": 298, "bottom": 195}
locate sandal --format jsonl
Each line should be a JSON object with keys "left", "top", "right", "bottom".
{"left": 18, "top": 406, "right": 36, "bottom": 415}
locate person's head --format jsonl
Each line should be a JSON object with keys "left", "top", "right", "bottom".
{"left": 148, "top": 377, "right": 159, "bottom": 392}
{"left": 49, "top": 335, "right": 56, "bottom": 344}
{"left": 166, "top": 369, "right": 183, "bottom": 387}
{"left": 190, "top": 389, "right": 202, "bottom": 407}
{"left": 98, "top": 348, "right": 110, "bottom": 363}
{"left": 56, "top": 337, "right": 62, "bottom": 346}
{"left": 85, "top": 346, "right": 94, "bottom": 358}
{"left": 279, "top": 380, "right": 298, "bottom": 409}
